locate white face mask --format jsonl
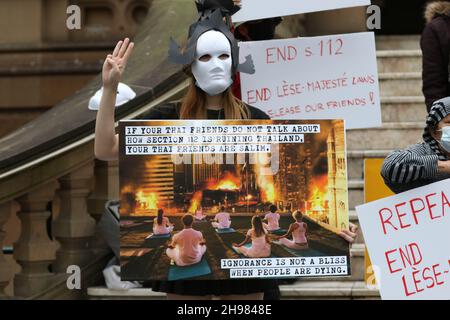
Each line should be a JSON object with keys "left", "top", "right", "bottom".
{"left": 192, "top": 30, "right": 233, "bottom": 96}
{"left": 440, "top": 126, "right": 450, "bottom": 153}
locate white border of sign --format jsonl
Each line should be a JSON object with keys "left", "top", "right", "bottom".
{"left": 233, "top": 0, "right": 371, "bottom": 23}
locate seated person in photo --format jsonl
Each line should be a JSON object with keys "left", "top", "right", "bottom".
{"left": 232, "top": 216, "right": 271, "bottom": 258}
{"left": 262, "top": 204, "right": 280, "bottom": 232}
{"left": 211, "top": 206, "right": 231, "bottom": 229}
{"left": 381, "top": 98, "right": 450, "bottom": 194}
{"left": 152, "top": 209, "right": 174, "bottom": 235}
{"left": 273, "top": 210, "right": 308, "bottom": 250}
{"left": 194, "top": 206, "right": 207, "bottom": 220}
{"left": 166, "top": 214, "right": 206, "bottom": 266}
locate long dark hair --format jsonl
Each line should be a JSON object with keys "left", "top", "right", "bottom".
{"left": 252, "top": 216, "right": 265, "bottom": 237}
{"left": 157, "top": 209, "right": 164, "bottom": 225}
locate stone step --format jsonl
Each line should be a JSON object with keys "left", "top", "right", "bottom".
{"left": 88, "top": 287, "right": 165, "bottom": 300}
{"left": 380, "top": 96, "right": 427, "bottom": 123}
{"left": 379, "top": 72, "right": 422, "bottom": 97}
{"left": 377, "top": 50, "right": 422, "bottom": 74}
{"left": 348, "top": 179, "right": 364, "bottom": 210}
{"left": 346, "top": 122, "right": 423, "bottom": 150}
{"left": 349, "top": 243, "right": 366, "bottom": 281}
{"left": 347, "top": 149, "right": 392, "bottom": 180}
{"left": 280, "top": 280, "right": 379, "bottom": 299}
{"left": 375, "top": 35, "right": 420, "bottom": 51}
{"left": 88, "top": 279, "right": 380, "bottom": 300}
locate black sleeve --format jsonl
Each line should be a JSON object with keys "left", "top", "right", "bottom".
{"left": 247, "top": 104, "right": 271, "bottom": 120}
{"left": 136, "top": 102, "right": 180, "bottom": 120}
{"left": 421, "top": 23, "right": 449, "bottom": 111}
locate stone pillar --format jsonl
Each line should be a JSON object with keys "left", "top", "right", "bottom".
{"left": 53, "top": 162, "right": 96, "bottom": 273}
{"left": 14, "top": 181, "right": 59, "bottom": 298}
{"left": 0, "top": 202, "right": 13, "bottom": 298}
{"left": 87, "top": 160, "right": 119, "bottom": 254}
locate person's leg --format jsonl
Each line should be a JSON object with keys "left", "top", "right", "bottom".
{"left": 217, "top": 293, "right": 264, "bottom": 300}
{"left": 275, "top": 238, "right": 308, "bottom": 250}
{"left": 166, "top": 247, "right": 183, "bottom": 265}
{"left": 275, "top": 237, "right": 295, "bottom": 249}
{"left": 167, "top": 294, "right": 213, "bottom": 300}
{"left": 232, "top": 245, "right": 248, "bottom": 256}
{"left": 166, "top": 247, "right": 175, "bottom": 259}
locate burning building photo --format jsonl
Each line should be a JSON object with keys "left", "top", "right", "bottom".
{"left": 119, "top": 119, "right": 351, "bottom": 281}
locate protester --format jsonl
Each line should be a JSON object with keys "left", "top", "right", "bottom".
{"left": 381, "top": 97, "right": 450, "bottom": 193}
{"left": 94, "top": 0, "right": 357, "bottom": 301}
{"left": 421, "top": 0, "right": 450, "bottom": 111}
{"left": 166, "top": 214, "right": 207, "bottom": 266}
{"left": 94, "top": 6, "right": 279, "bottom": 300}
{"left": 274, "top": 210, "right": 308, "bottom": 250}
{"left": 232, "top": 216, "right": 271, "bottom": 258}
{"left": 211, "top": 206, "right": 232, "bottom": 229}
{"left": 232, "top": 16, "right": 282, "bottom": 99}
{"left": 152, "top": 209, "right": 174, "bottom": 235}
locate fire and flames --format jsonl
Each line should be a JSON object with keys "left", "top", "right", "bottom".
{"left": 206, "top": 171, "right": 241, "bottom": 191}
{"left": 307, "top": 174, "right": 329, "bottom": 214}
{"left": 188, "top": 191, "right": 203, "bottom": 213}
{"left": 136, "top": 190, "right": 158, "bottom": 210}
{"left": 121, "top": 184, "right": 160, "bottom": 215}
{"left": 122, "top": 165, "right": 281, "bottom": 215}
{"left": 188, "top": 171, "right": 241, "bottom": 213}
{"left": 253, "top": 162, "right": 277, "bottom": 203}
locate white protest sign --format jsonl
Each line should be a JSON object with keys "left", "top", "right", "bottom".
{"left": 232, "top": 0, "right": 371, "bottom": 23}
{"left": 239, "top": 32, "right": 381, "bottom": 129}
{"left": 356, "top": 179, "right": 450, "bottom": 300}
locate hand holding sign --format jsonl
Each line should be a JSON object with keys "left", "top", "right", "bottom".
{"left": 339, "top": 222, "right": 358, "bottom": 243}
{"left": 438, "top": 160, "right": 450, "bottom": 174}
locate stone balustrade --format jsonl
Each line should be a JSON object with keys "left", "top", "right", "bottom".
{"left": 0, "top": 153, "right": 118, "bottom": 298}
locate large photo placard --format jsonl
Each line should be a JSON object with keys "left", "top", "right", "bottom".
{"left": 239, "top": 32, "right": 381, "bottom": 129}
{"left": 356, "top": 179, "right": 450, "bottom": 300}
{"left": 119, "top": 119, "right": 351, "bottom": 281}
{"left": 232, "top": 0, "right": 371, "bottom": 23}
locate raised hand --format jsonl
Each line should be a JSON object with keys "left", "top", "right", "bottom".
{"left": 102, "top": 38, "right": 134, "bottom": 89}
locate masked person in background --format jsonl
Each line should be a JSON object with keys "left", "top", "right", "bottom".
{"left": 381, "top": 97, "right": 450, "bottom": 193}
{"left": 421, "top": 0, "right": 450, "bottom": 111}
{"left": 231, "top": 17, "right": 282, "bottom": 99}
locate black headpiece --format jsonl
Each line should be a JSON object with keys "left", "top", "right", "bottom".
{"left": 168, "top": 9, "right": 255, "bottom": 75}
{"left": 195, "top": 0, "right": 241, "bottom": 20}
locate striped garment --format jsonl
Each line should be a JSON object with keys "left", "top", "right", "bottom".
{"left": 381, "top": 97, "right": 450, "bottom": 194}
{"left": 381, "top": 142, "right": 449, "bottom": 193}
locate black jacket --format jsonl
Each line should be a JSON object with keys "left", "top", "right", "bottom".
{"left": 421, "top": 1, "right": 450, "bottom": 111}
